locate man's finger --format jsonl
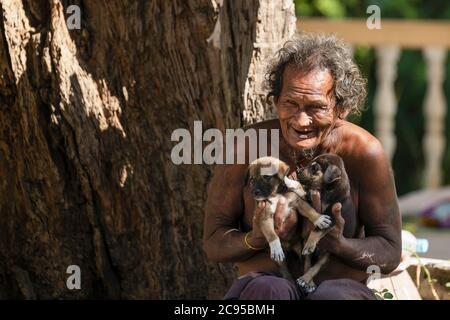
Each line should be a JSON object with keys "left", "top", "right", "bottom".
{"left": 311, "top": 190, "right": 321, "bottom": 212}
{"left": 280, "top": 212, "right": 298, "bottom": 239}
{"left": 253, "top": 201, "right": 265, "bottom": 220}
{"left": 331, "top": 202, "right": 344, "bottom": 227}
{"left": 277, "top": 208, "right": 298, "bottom": 239}
{"left": 274, "top": 197, "right": 286, "bottom": 229}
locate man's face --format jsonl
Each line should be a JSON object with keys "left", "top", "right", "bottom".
{"left": 276, "top": 65, "right": 337, "bottom": 151}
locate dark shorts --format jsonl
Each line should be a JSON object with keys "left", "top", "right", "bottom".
{"left": 224, "top": 272, "right": 376, "bottom": 300}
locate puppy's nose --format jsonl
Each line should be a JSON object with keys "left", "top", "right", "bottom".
{"left": 253, "top": 189, "right": 263, "bottom": 197}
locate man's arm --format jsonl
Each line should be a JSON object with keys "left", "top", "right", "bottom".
{"left": 319, "top": 139, "right": 402, "bottom": 274}
{"left": 202, "top": 163, "right": 267, "bottom": 263}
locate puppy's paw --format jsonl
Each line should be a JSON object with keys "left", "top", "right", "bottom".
{"left": 314, "top": 215, "right": 332, "bottom": 229}
{"left": 283, "top": 176, "right": 301, "bottom": 190}
{"left": 302, "top": 242, "right": 316, "bottom": 255}
{"left": 296, "top": 277, "right": 317, "bottom": 295}
{"left": 269, "top": 239, "right": 285, "bottom": 262}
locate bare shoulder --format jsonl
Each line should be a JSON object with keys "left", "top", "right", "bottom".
{"left": 337, "top": 120, "right": 387, "bottom": 164}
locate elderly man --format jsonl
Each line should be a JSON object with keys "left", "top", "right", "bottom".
{"left": 203, "top": 33, "right": 402, "bottom": 300}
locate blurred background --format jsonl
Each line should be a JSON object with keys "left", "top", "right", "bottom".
{"left": 295, "top": 0, "right": 450, "bottom": 260}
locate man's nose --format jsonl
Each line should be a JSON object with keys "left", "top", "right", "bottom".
{"left": 294, "top": 111, "right": 312, "bottom": 126}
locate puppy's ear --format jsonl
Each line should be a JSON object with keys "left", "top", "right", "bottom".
{"left": 282, "top": 166, "right": 290, "bottom": 179}
{"left": 323, "top": 164, "right": 341, "bottom": 184}
{"left": 277, "top": 162, "right": 290, "bottom": 180}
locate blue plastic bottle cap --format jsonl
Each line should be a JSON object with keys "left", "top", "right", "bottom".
{"left": 416, "top": 239, "right": 429, "bottom": 253}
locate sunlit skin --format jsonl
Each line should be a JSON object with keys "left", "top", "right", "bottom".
{"left": 203, "top": 65, "right": 402, "bottom": 285}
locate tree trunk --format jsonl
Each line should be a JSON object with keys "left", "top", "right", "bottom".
{"left": 0, "top": 0, "right": 295, "bottom": 299}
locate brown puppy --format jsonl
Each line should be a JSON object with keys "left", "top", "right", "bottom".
{"left": 295, "top": 153, "right": 352, "bottom": 294}
{"left": 246, "top": 156, "right": 332, "bottom": 279}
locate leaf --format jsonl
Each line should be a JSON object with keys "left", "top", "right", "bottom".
{"left": 382, "top": 288, "right": 389, "bottom": 293}
{"left": 383, "top": 292, "right": 394, "bottom": 299}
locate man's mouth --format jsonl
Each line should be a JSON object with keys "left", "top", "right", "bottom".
{"left": 290, "top": 126, "right": 316, "bottom": 139}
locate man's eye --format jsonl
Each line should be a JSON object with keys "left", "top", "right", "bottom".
{"left": 285, "top": 99, "right": 297, "bottom": 105}
{"left": 262, "top": 175, "right": 272, "bottom": 181}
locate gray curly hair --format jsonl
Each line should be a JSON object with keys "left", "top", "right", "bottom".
{"left": 265, "top": 32, "right": 367, "bottom": 117}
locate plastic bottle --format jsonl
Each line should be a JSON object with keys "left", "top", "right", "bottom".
{"left": 401, "top": 230, "right": 429, "bottom": 258}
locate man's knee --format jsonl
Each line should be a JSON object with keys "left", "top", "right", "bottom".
{"left": 308, "top": 279, "right": 376, "bottom": 300}
{"left": 240, "top": 275, "right": 300, "bottom": 300}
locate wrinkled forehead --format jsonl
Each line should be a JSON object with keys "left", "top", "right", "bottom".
{"left": 282, "top": 65, "right": 334, "bottom": 99}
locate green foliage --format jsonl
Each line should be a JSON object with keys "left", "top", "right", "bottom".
{"left": 372, "top": 288, "right": 394, "bottom": 300}
{"left": 314, "top": 0, "right": 346, "bottom": 18}
{"left": 295, "top": 0, "right": 450, "bottom": 19}
{"left": 294, "top": 1, "right": 450, "bottom": 195}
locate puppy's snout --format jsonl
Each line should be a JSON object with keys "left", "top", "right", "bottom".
{"left": 252, "top": 189, "right": 264, "bottom": 197}
{"left": 251, "top": 180, "right": 272, "bottom": 199}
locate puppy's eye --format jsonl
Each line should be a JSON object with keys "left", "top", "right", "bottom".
{"left": 311, "top": 163, "right": 320, "bottom": 173}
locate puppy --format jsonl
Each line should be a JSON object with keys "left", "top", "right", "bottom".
{"left": 246, "top": 156, "right": 332, "bottom": 279}
{"left": 295, "top": 153, "right": 351, "bottom": 294}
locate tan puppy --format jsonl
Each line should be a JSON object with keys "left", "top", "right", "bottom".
{"left": 246, "top": 157, "right": 332, "bottom": 277}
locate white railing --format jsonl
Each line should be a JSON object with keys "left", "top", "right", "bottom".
{"left": 298, "top": 18, "right": 450, "bottom": 189}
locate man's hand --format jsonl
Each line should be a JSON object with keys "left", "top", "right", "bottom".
{"left": 251, "top": 201, "right": 266, "bottom": 239}
{"left": 317, "top": 202, "right": 346, "bottom": 254}
{"left": 248, "top": 201, "right": 269, "bottom": 248}
{"left": 274, "top": 197, "right": 298, "bottom": 241}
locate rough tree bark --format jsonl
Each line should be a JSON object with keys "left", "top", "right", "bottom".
{"left": 0, "top": 0, "right": 295, "bottom": 299}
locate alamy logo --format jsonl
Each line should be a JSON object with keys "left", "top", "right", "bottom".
{"left": 66, "top": 265, "right": 81, "bottom": 290}
{"left": 170, "top": 121, "right": 279, "bottom": 165}
{"left": 366, "top": 264, "right": 381, "bottom": 286}
{"left": 66, "top": 5, "right": 81, "bottom": 30}
{"left": 366, "top": 5, "right": 382, "bottom": 30}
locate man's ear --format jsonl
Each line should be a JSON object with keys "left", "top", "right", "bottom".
{"left": 337, "top": 108, "right": 350, "bottom": 120}
{"left": 323, "top": 164, "right": 341, "bottom": 184}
